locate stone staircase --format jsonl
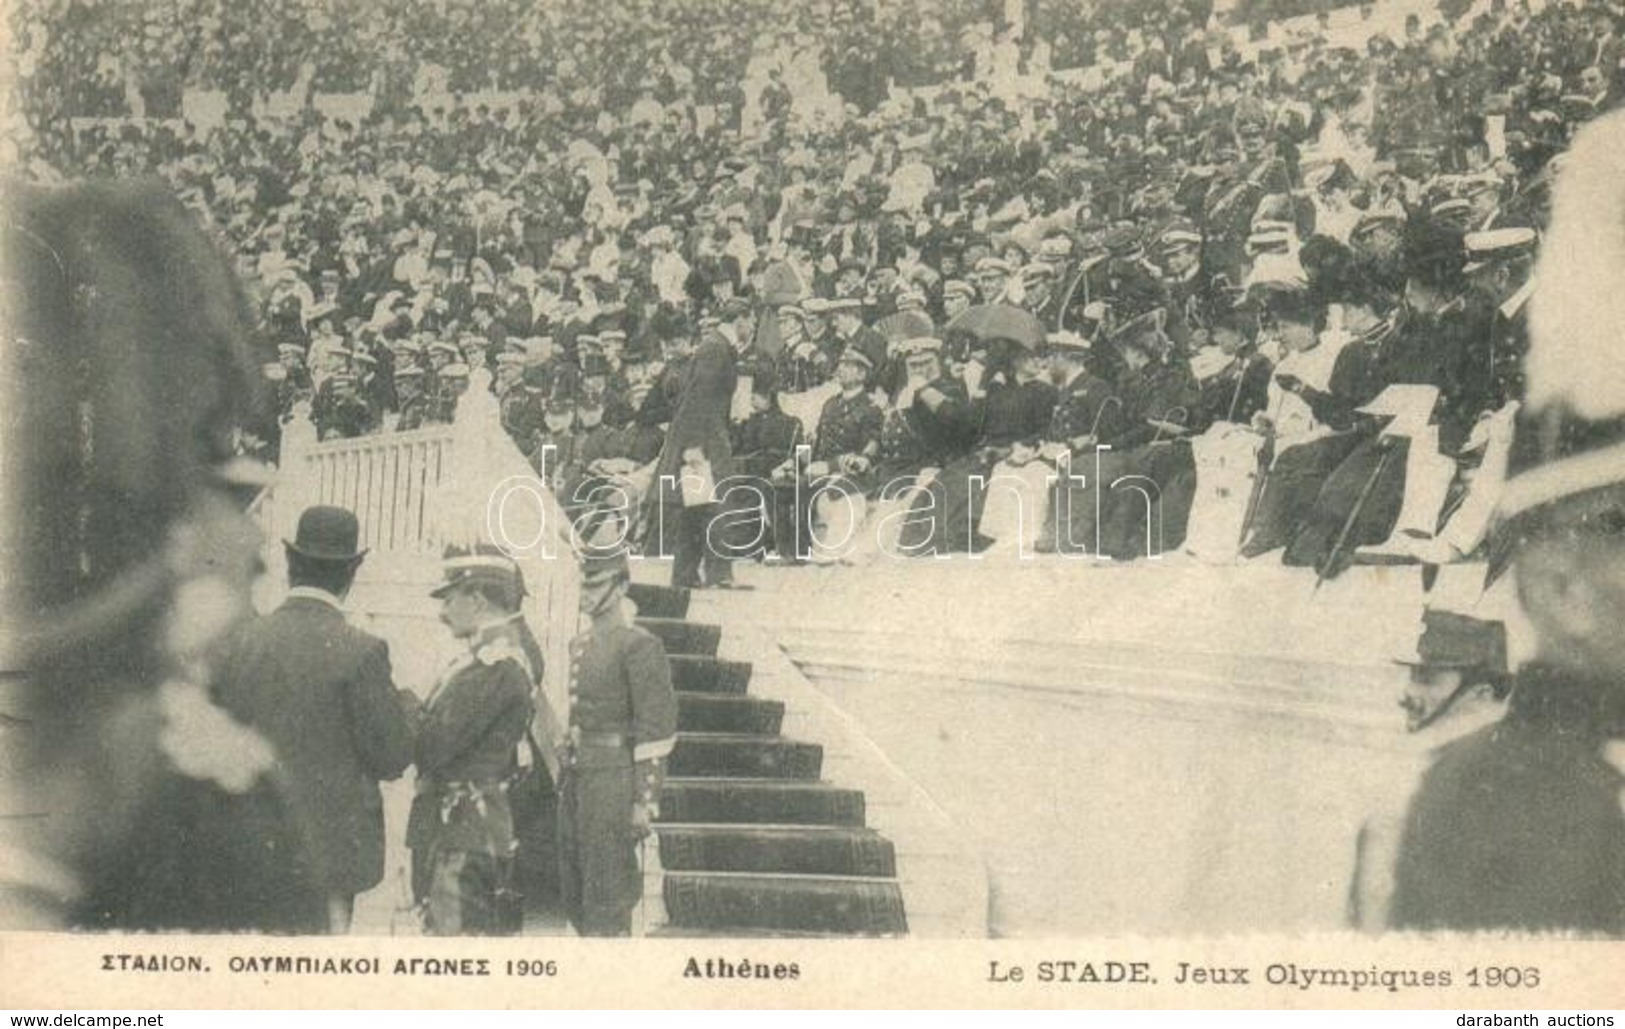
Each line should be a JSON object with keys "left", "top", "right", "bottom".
{"left": 628, "top": 583, "right": 910, "bottom": 937}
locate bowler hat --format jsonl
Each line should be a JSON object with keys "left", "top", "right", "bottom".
{"left": 285, "top": 505, "right": 368, "bottom": 562}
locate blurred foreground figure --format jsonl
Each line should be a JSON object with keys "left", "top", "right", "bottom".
{"left": 0, "top": 180, "right": 284, "bottom": 929}
{"left": 1382, "top": 113, "right": 1625, "bottom": 935}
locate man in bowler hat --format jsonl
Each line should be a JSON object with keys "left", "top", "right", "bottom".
{"left": 210, "top": 505, "right": 416, "bottom": 932}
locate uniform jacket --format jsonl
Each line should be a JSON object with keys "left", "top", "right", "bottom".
{"left": 1193, "top": 352, "right": 1274, "bottom": 431}
{"left": 568, "top": 621, "right": 678, "bottom": 771}
{"left": 977, "top": 377, "right": 1058, "bottom": 448}
{"left": 906, "top": 375, "right": 980, "bottom": 467}
{"left": 813, "top": 390, "right": 884, "bottom": 465}
{"left": 407, "top": 632, "right": 535, "bottom": 855}
{"left": 499, "top": 387, "right": 545, "bottom": 448}
{"left": 841, "top": 325, "right": 891, "bottom": 375}
{"left": 395, "top": 394, "right": 429, "bottom": 432}
{"left": 1048, "top": 369, "right": 1125, "bottom": 448}
{"left": 1387, "top": 662, "right": 1625, "bottom": 934}
{"left": 210, "top": 592, "right": 414, "bottom": 897}
{"left": 873, "top": 404, "right": 929, "bottom": 487}
{"left": 733, "top": 405, "right": 804, "bottom": 480}
{"left": 1112, "top": 361, "right": 1202, "bottom": 450}
{"left": 530, "top": 426, "right": 581, "bottom": 492}
{"left": 312, "top": 380, "right": 376, "bottom": 440}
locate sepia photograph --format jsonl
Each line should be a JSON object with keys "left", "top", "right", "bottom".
{"left": 1, "top": 0, "right": 1623, "bottom": 1011}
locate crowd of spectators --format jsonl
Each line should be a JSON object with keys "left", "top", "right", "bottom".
{"left": 7, "top": 0, "right": 1624, "bottom": 572}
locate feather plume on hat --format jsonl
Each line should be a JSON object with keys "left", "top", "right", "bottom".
{"left": 1527, "top": 112, "right": 1625, "bottom": 422}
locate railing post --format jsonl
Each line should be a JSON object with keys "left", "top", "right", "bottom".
{"left": 274, "top": 402, "right": 319, "bottom": 542}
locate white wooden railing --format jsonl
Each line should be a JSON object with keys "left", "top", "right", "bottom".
{"left": 272, "top": 422, "right": 457, "bottom": 556}
{"left": 256, "top": 379, "right": 581, "bottom": 767}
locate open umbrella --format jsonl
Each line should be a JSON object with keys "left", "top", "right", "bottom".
{"left": 945, "top": 302, "right": 1045, "bottom": 350}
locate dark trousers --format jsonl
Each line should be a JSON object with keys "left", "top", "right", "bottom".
{"left": 769, "top": 482, "right": 808, "bottom": 561}
{"left": 558, "top": 765, "right": 641, "bottom": 937}
{"left": 410, "top": 844, "right": 509, "bottom": 936}
{"left": 1096, "top": 442, "right": 1198, "bottom": 559}
{"left": 671, "top": 502, "right": 732, "bottom": 588}
{"left": 1243, "top": 432, "right": 1364, "bottom": 556}
{"left": 1038, "top": 449, "right": 1135, "bottom": 556}
{"left": 897, "top": 454, "right": 996, "bottom": 555}
{"left": 1283, "top": 435, "right": 1409, "bottom": 575}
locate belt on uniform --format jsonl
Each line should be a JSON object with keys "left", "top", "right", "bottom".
{"left": 415, "top": 776, "right": 504, "bottom": 797}
{"left": 571, "top": 730, "right": 629, "bottom": 749}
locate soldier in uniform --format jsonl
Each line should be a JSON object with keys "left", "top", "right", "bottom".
{"left": 273, "top": 342, "right": 313, "bottom": 421}
{"left": 805, "top": 349, "right": 884, "bottom": 562}
{"left": 351, "top": 348, "right": 390, "bottom": 425}
{"left": 567, "top": 380, "right": 667, "bottom": 535}
{"left": 1461, "top": 227, "right": 1537, "bottom": 414}
{"left": 1036, "top": 330, "right": 1128, "bottom": 552}
{"left": 425, "top": 362, "right": 470, "bottom": 425}
{"left": 1152, "top": 220, "right": 1211, "bottom": 353}
{"left": 312, "top": 370, "right": 376, "bottom": 440}
{"left": 732, "top": 369, "right": 805, "bottom": 561}
{"left": 498, "top": 357, "right": 546, "bottom": 452}
{"left": 494, "top": 348, "right": 526, "bottom": 398}
{"left": 1098, "top": 226, "right": 1171, "bottom": 326}
{"left": 530, "top": 381, "right": 581, "bottom": 493}
{"left": 1016, "top": 262, "right": 1062, "bottom": 321}
{"left": 1056, "top": 224, "right": 1114, "bottom": 336}
{"left": 426, "top": 338, "right": 460, "bottom": 377}
{"left": 940, "top": 279, "right": 976, "bottom": 325}
{"left": 828, "top": 298, "right": 889, "bottom": 373}
{"left": 393, "top": 364, "right": 430, "bottom": 431}
{"left": 408, "top": 548, "right": 537, "bottom": 936}
{"left": 557, "top": 536, "right": 678, "bottom": 936}
{"left": 893, "top": 336, "right": 982, "bottom": 555}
